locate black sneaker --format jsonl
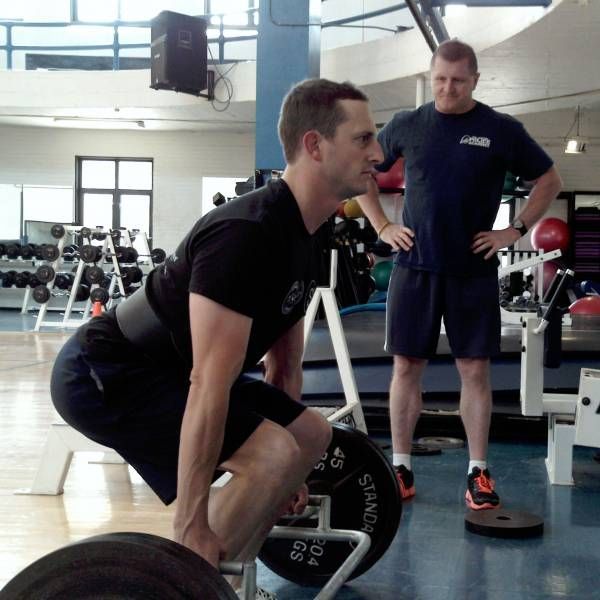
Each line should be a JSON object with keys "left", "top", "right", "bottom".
{"left": 394, "top": 465, "right": 415, "bottom": 500}
{"left": 465, "top": 467, "right": 500, "bottom": 510}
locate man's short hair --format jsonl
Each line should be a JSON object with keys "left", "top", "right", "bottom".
{"left": 430, "top": 39, "right": 478, "bottom": 74}
{"left": 278, "top": 78, "right": 368, "bottom": 163}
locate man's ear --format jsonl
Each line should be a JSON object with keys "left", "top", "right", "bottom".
{"left": 302, "top": 130, "right": 322, "bottom": 161}
{"left": 473, "top": 72, "right": 480, "bottom": 90}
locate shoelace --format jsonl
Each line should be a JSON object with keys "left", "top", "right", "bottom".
{"left": 474, "top": 472, "right": 493, "bottom": 493}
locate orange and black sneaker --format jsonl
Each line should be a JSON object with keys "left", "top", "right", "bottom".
{"left": 465, "top": 467, "right": 500, "bottom": 510}
{"left": 394, "top": 465, "right": 415, "bottom": 500}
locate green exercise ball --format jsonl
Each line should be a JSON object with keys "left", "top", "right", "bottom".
{"left": 372, "top": 260, "right": 393, "bottom": 291}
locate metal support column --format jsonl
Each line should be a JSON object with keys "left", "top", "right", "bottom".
{"left": 255, "top": 0, "right": 321, "bottom": 180}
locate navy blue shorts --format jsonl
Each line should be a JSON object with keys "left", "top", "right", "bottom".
{"left": 385, "top": 265, "right": 500, "bottom": 359}
{"left": 50, "top": 335, "right": 306, "bottom": 505}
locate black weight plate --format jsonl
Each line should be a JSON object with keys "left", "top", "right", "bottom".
{"left": 80, "top": 227, "right": 92, "bottom": 238}
{"left": 41, "top": 244, "right": 60, "bottom": 262}
{"left": 259, "top": 423, "right": 401, "bottom": 587}
{"left": 20, "top": 245, "right": 34, "bottom": 259}
{"left": 50, "top": 224, "right": 65, "bottom": 239}
{"left": 32, "top": 285, "right": 50, "bottom": 304}
{"left": 5, "top": 245, "right": 20, "bottom": 259}
{"left": 85, "top": 266, "right": 105, "bottom": 285}
{"left": 415, "top": 436, "right": 465, "bottom": 450}
{"left": 90, "top": 287, "right": 110, "bottom": 305}
{"left": 411, "top": 443, "right": 442, "bottom": 456}
{"left": 151, "top": 248, "right": 167, "bottom": 263}
{"left": 0, "top": 532, "right": 237, "bottom": 600}
{"left": 80, "top": 244, "right": 101, "bottom": 264}
{"left": 36, "top": 265, "right": 55, "bottom": 284}
{"left": 465, "top": 509, "right": 544, "bottom": 539}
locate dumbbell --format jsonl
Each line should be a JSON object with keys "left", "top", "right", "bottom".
{"left": 0, "top": 243, "right": 6, "bottom": 257}
{"left": 2, "top": 270, "right": 17, "bottom": 287}
{"left": 5, "top": 244, "right": 22, "bottom": 260}
{"left": 19, "top": 244, "right": 39, "bottom": 260}
{"left": 32, "top": 285, "right": 51, "bottom": 303}
{"left": 121, "top": 266, "right": 144, "bottom": 285}
{"left": 90, "top": 287, "right": 110, "bottom": 305}
{"left": 50, "top": 224, "right": 66, "bottom": 239}
{"left": 80, "top": 245, "right": 103, "bottom": 264}
{"left": 54, "top": 273, "right": 74, "bottom": 290}
{"left": 36, "top": 265, "right": 56, "bottom": 284}
{"left": 41, "top": 244, "right": 61, "bottom": 262}
{"left": 14, "top": 271, "right": 32, "bottom": 288}
{"left": 62, "top": 245, "right": 79, "bottom": 262}
{"left": 70, "top": 284, "right": 91, "bottom": 302}
{"left": 84, "top": 266, "right": 105, "bottom": 285}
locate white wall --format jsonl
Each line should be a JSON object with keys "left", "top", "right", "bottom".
{"left": 0, "top": 125, "right": 254, "bottom": 252}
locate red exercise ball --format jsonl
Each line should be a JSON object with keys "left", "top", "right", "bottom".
{"left": 569, "top": 295, "right": 600, "bottom": 315}
{"left": 530, "top": 218, "right": 571, "bottom": 252}
{"left": 375, "top": 158, "right": 405, "bottom": 191}
{"left": 539, "top": 261, "right": 559, "bottom": 295}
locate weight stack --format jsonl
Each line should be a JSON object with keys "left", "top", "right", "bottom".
{"left": 150, "top": 11, "right": 208, "bottom": 96}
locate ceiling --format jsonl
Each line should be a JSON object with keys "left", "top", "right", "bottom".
{"left": 0, "top": 0, "right": 597, "bottom": 132}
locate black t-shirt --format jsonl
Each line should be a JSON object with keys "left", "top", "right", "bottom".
{"left": 377, "top": 101, "right": 554, "bottom": 275}
{"left": 79, "top": 179, "right": 323, "bottom": 375}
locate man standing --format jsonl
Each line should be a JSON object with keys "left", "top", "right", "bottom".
{"left": 51, "top": 78, "right": 384, "bottom": 597}
{"left": 358, "top": 40, "right": 562, "bottom": 509}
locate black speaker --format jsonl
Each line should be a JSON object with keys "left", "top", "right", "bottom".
{"left": 150, "top": 11, "right": 208, "bottom": 96}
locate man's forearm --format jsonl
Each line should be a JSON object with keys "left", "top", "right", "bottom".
{"left": 357, "top": 180, "right": 389, "bottom": 234}
{"left": 515, "top": 167, "right": 562, "bottom": 229}
{"left": 174, "top": 382, "right": 229, "bottom": 538}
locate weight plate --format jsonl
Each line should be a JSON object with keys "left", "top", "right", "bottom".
{"left": 465, "top": 509, "right": 544, "bottom": 539}
{"left": 90, "top": 287, "right": 110, "bottom": 305}
{"left": 415, "top": 436, "right": 465, "bottom": 450}
{"left": 80, "top": 245, "right": 101, "bottom": 264}
{"left": 50, "top": 224, "right": 65, "bottom": 239}
{"left": 36, "top": 265, "right": 55, "bottom": 284}
{"left": 259, "top": 423, "right": 401, "bottom": 586}
{"left": 0, "top": 532, "right": 237, "bottom": 600}
{"left": 41, "top": 245, "right": 60, "bottom": 262}
{"left": 32, "top": 285, "right": 50, "bottom": 304}
{"left": 85, "top": 266, "right": 105, "bottom": 285}
{"left": 80, "top": 227, "right": 92, "bottom": 238}
{"left": 151, "top": 248, "right": 167, "bottom": 264}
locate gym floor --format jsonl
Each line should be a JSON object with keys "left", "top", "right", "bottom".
{"left": 0, "top": 312, "right": 599, "bottom": 600}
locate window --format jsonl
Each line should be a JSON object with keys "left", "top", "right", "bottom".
{"left": 77, "top": 157, "right": 153, "bottom": 241}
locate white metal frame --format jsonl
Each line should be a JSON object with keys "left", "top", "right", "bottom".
{"left": 520, "top": 314, "right": 600, "bottom": 485}
{"left": 303, "top": 250, "right": 367, "bottom": 433}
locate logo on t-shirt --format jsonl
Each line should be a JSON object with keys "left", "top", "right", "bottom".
{"left": 459, "top": 135, "right": 491, "bottom": 148}
{"left": 304, "top": 280, "right": 317, "bottom": 312}
{"left": 282, "top": 280, "right": 305, "bottom": 315}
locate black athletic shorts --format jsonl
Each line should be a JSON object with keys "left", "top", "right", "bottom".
{"left": 50, "top": 334, "right": 306, "bottom": 505}
{"left": 385, "top": 264, "right": 500, "bottom": 359}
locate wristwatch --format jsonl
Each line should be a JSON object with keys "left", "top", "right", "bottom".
{"left": 511, "top": 218, "right": 528, "bottom": 237}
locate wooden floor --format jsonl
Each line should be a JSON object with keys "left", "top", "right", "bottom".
{"left": 0, "top": 331, "right": 174, "bottom": 589}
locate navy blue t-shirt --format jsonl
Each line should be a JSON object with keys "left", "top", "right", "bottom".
{"left": 377, "top": 101, "right": 553, "bottom": 275}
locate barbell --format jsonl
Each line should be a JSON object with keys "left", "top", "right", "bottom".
{"left": 0, "top": 425, "right": 401, "bottom": 598}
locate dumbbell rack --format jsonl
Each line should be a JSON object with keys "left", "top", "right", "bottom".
{"left": 32, "top": 226, "right": 126, "bottom": 331}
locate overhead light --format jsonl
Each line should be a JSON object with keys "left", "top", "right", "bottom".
{"left": 565, "top": 138, "right": 586, "bottom": 154}
{"left": 564, "top": 106, "right": 587, "bottom": 154}
{"left": 52, "top": 117, "right": 146, "bottom": 129}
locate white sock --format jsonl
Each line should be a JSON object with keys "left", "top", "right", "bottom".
{"left": 468, "top": 460, "right": 487, "bottom": 474}
{"left": 393, "top": 453, "right": 412, "bottom": 470}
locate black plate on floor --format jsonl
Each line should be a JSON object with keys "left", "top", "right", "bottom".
{"left": 465, "top": 509, "right": 544, "bottom": 539}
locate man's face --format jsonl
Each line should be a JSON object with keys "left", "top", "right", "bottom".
{"left": 319, "top": 99, "right": 384, "bottom": 198}
{"left": 430, "top": 56, "right": 479, "bottom": 114}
